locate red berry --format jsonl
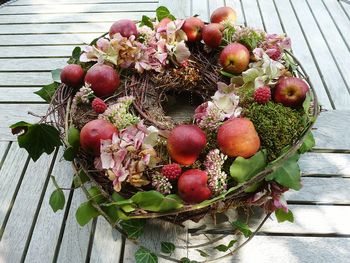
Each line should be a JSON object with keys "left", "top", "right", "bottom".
{"left": 162, "top": 163, "right": 182, "bottom": 180}
{"left": 254, "top": 86, "right": 271, "bottom": 104}
{"left": 92, "top": 98, "right": 107, "bottom": 113}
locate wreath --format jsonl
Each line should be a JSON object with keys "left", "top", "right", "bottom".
{"left": 11, "top": 6, "right": 319, "bottom": 262}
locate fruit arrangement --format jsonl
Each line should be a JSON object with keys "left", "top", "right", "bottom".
{"left": 11, "top": 6, "right": 319, "bottom": 261}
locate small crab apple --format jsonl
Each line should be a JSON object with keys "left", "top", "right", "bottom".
{"left": 80, "top": 119, "right": 118, "bottom": 156}
{"left": 219, "top": 43, "right": 250, "bottom": 74}
{"left": 84, "top": 64, "right": 120, "bottom": 98}
{"left": 109, "top": 19, "right": 138, "bottom": 38}
{"left": 217, "top": 118, "right": 260, "bottom": 158}
{"left": 210, "top": 6, "right": 237, "bottom": 24}
{"left": 167, "top": 124, "right": 207, "bottom": 165}
{"left": 202, "top": 23, "right": 223, "bottom": 48}
{"left": 60, "top": 64, "right": 84, "bottom": 88}
{"left": 178, "top": 169, "right": 211, "bottom": 203}
{"left": 181, "top": 17, "right": 205, "bottom": 42}
{"left": 274, "top": 77, "right": 309, "bottom": 108}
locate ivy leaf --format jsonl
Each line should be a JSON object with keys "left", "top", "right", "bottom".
{"left": 140, "top": 15, "right": 154, "bottom": 29}
{"left": 220, "top": 70, "right": 236, "bottom": 78}
{"left": 303, "top": 92, "right": 312, "bottom": 115}
{"left": 73, "top": 169, "right": 90, "bottom": 188}
{"left": 135, "top": 247, "right": 158, "bottom": 263}
{"left": 231, "top": 220, "right": 252, "bottom": 238}
{"left": 229, "top": 150, "right": 267, "bottom": 183}
{"left": 266, "top": 154, "right": 301, "bottom": 190}
{"left": 63, "top": 146, "right": 77, "bottom": 161}
{"left": 88, "top": 186, "right": 105, "bottom": 204}
{"left": 195, "top": 249, "right": 209, "bottom": 258}
{"left": 161, "top": 242, "right": 175, "bottom": 254}
{"left": 120, "top": 219, "right": 146, "bottom": 239}
{"left": 75, "top": 201, "right": 100, "bottom": 226}
{"left": 299, "top": 132, "right": 315, "bottom": 154}
{"left": 10, "top": 122, "right": 62, "bottom": 162}
{"left": 34, "top": 82, "right": 59, "bottom": 102}
{"left": 156, "top": 6, "right": 175, "bottom": 21}
{"left": 51, "top": 68, "right": 62, "bottom": 83}
{"left": 49, "top": 189, "right": 65, "bottom": 212}
{"left": 214, "top": 239, "right": 237, "bottom": 252}
{"left": 275, "top": 208, "right": 294, "bottom": 223}
{"left": 180, "top": 258, "right": 199, "bottom": 263}
{"left": 131, "top": 191, "right": 183, "bottom": 212}
{"left": 72, "top": 46, "right": 81, "bottom": 60}
{"left": 111, "top": 192, "right": 135, "bottom": 213}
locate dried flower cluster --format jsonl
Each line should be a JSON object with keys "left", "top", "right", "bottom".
{"left": 204, "top": 149, "right": 228, "bottom": 196}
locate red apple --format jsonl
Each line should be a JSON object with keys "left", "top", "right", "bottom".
{"left": 80, "top": 119, "right": 118, "bottom": 156}
{"left": 60, "top": 64, "right": 84, "bottom": 88}
{"left": 178, "top": 169, "right": 211, "bottom": 203}
{"left": 274, "top": 77, "right": 309, "bottom": 108}
{"left": 202, "top": 23, "right": 223, "bottom": 48}
{"left": 210, "top": 6, "right": 237, "bottom": 24}
{"left": 167, "top": 124, "right": 206, "bottom": 165}
{"left": 109, "top": 19, "right": 138, "bottom": 38}
{"left": 219, "top": 43, "right": 250, "bottom": 74}
{"left": 85, "top": 64, "right": 120, "bottom": 98}
{"left": 217, "top": 118, "right": 260, "bottom": 158}
{"left": 181, "top": 17, "right": 205, "bottom": 42}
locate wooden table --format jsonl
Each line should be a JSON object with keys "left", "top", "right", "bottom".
{"left": 0, "top": 0, "right": 349, "bottom": 262}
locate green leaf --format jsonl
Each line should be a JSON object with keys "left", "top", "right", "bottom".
{"left": 131, "top": 191, "right": 183, "bottom": 212}
{"left": 72, "top": 46, "right": 81, "bottom": 60}
{"left": 10, "top": 123, "right": 62, "bottom": 162}
{"left": 49, "top": 188, "right": 65, "bottom": 212}
{"left": 88, "top": 186, "right": 105, "bottom": 204}
{"left": 120, "top": 219, "right": 146, "bottom": 239}
{"left": 63, "top": 146, "right": 77, "bottom": 161}
{"left": 195, "top": 249, "right": 209, "bottom": 258}
{"left": 67, "top": 125, "right": 80, "bottom": 148}
{"left": 266, "top": 154, "right": 301, "bottom": 190}
{"left": 156, "top": 6, "right": 175, "bottom": 21}
{"left": 214, "top": 239, "right": 237, "bottom": 252}
{"left": 299, "top": 132, "right": 315, "bottom": 154}
{"left": 275, "top": 209, "right": 294, "bottom": 223}
{"left": 230, "top": 150, "right": 267, "bottom": 183}
{"left": 220, "top": 70, "right": 236, "bottom": 78}
{"left": 140, "top": 15, "right": 154, "bottom": 29}
{"left": 111, "top": 192, "right": 135, "bottom": 213}
{"left": 231, "top": 220, "right": 252, "bottom": 238}
{"left": 51, "top": 68, "right": 62, "bottom": 83}
{"left": 135, "top": 247, "right": 158, "bottom": 263}
{"left": 75, "top": 201, "right": 100, "bottom": 226}
{"left": 180, "top": 258, "right": 199, "bottom": 263}
{"left": 73, "top": 169, "right": 90, "bottom": 188}
{"left": 34, "top": 82, "right": 59, "bottom": 103}
{"left": 161, "top": 242, "right": 175, "bottom": 254}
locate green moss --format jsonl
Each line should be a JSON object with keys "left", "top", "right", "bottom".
{"left": 243, "top": 102, "right": 305, "bottom": 162}
{"left": 236, "top": 83, "right": 255, "bottom": 107}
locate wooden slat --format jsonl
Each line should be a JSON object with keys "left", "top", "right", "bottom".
{"left": 0, "top": 104, "right": 48, "bottom": 141}
{"left": 89, "top": 217, "right": 123, "bottom": 263}
{"left": 158, "top": 0, "right": 190, "bottom": 18}
{"left": 299, "top": 152, "right": 350, "bottom": 176}
{"left": 257, "top": 0, "right": 283, "bottom": 34}
{"left": 192, "top": 0, "right": 210, "bottom": 22}
{"left": 0, "top": 11, "right": 155, "bottom": 24}
{"left": 0, "top": 153, "right": 54, "bottom": 263}
{"left": 306, "top": 0, "right": 350, "bottom": 89}
{"left": 24, "top": 151, "right": 75, "bottom": 262}
{"left": 287, "top": 0, "right": 350, "bottom": 109}
{"left": 0, "top": 46, "right": 73, "bottom": 58}
{"left": 286, "top": 177, "right": 350, "bottom": 204}
{"left": 0, "top": 34, "right": 100, "bottom": 45}
{"left": 274, "top": 0, "right": 334, "bottom": 110}
{"left": 0, "top": 58, "right": 67, "bottom": 71}
{"left": 55, "top": 189, "right": 92, "bottom": 263}
{"left": 0, "top": 3, "right": 157, "bottom": 14}
{"left": 12, "top": 0, "right": 157, "bottom": 5}
{"left": 0, "top": 72, "right": 52, "bottom": 86}
{"left": 240, "top": 0, "right": 264, "bottom": 29}
{"left": 0, "top": 144, "right": 28, "bottom": 227}
{"left": 313, "top": 110, "right": 350, "bottom": 150}
{"left": 207, "top": 0, "right": 224, "bottom": 15}
{"left": 0, "top": 141, "right": 9, "bottom": 164}
{"left": 0, "top": 88, "right": 44, "bottom": 102}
